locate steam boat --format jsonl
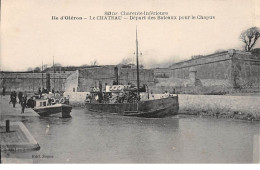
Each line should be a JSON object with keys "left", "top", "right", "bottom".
{"left": 85, "top": 86, "right": 179, "bottom": 118}
{"left": 84, "top": 28, "right": 179, "bottom": 118}
{"left": 28, "top": 94, "right": 72, "bottom": 118}
{"left": 28, "top": 56, "right": 72, "bottom": 118}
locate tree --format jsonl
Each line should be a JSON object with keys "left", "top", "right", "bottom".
{"left": 54, "top": 63, "right": 62, "bottom": 67}
{"left": 90, "top": 60, "right": 98, "bottom": 66}
{"left": 240, "top": 27, "right": 260, "bottom": 51}
{"left": 43, "top": 64, "right": 48, "bottom": 70}
{"left": 119, "top": 57, "right": 133, "bottom": 65}
{"left": 80, "top": 64, "right": 89, "bottom": 67}
{"left": 33, "top": 67, "right": 41, "bottom": 72}
{"left": 214, "top": 49, "right": 226, "bottom": 53}
{"left": 27, "top": 67, "right": 33, "bottom": 71}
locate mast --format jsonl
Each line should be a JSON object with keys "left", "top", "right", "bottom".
{"left": 59, "top": 66, "right": 61, "bottom": 91}
{"left": 136, "top": 27, "right": 140, "bottom": 98}
{"left": 41, "top": 60, "right": 44, "bottom": 89}
{"left": 53, "top": 56, "right": 55, "bottom": 92}
{"left": 33, "top": 69, "right": 34, "bottom": 92}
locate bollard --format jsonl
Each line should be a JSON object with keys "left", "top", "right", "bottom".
{"left": 6, "top": 120, "right": 10, "bottom": 132}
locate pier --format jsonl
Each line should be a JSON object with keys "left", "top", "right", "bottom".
{"left": 0, "top": 96, "right": 38, "bottom": 117}
{"left": 0, "top": 121, "right": 40, "bottom": 151}
{"left": 0, "top": 95, "right": 40, "bottom": 163}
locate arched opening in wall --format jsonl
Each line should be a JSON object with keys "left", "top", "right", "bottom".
{"left": 73, "top": 88, "right": 75, "bottom": 92}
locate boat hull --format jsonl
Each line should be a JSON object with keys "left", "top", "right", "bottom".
{"left": 33, "top": 104, "right": 72, "bottom": 118}
{"left": 85, "top": 96, "right": 179, "bottom": 118}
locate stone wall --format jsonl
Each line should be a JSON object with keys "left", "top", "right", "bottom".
{"left": 119, "top": 68, "right": 154, "bottom": 86}
{"left": 0, "top": 65, "right": 155, "bottom": 93}
{"left": 78, "top": 66, "right": 115, "bottom": 92}
{"left": 231, "top": 53, "right": 260, "bottom": 88}
{"left": 155, "top": 78, "right": 232, "bottom": 88}
{"left": 152, "top": 68, "right": 171, "bottom": 78}
{"left": 63, "top": 92, "right": 90, "bottom": 106}
{"left": 0, "top": 72, "right": 71, "bottom": 92}
{"left": 170, "top": 51, "right": 232, "bottom": 80}
{"left": 77, "top": 66, "right": 155, "bottom": 92}
{"left": 178, "top": 94, "right": 260, "bottom": 120}
{"left": 64, "top": 71, "right": 79, "bottom": 92}
{"left": 168, "top": 50, "right": 260, "bottom": 90}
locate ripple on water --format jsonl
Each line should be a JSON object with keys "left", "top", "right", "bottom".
{"left": 2, "top": 108, "right": 259, "bottom": 163}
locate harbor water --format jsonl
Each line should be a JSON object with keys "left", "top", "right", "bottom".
{"left": 2, "top": 108, "right": 259, "bottom": 163}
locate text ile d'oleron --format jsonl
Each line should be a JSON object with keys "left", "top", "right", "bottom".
{"left": 51, "top": 11, "right": 215, "bottom": 21}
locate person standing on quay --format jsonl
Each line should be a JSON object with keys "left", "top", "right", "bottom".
{"left": 21, "top": 95, "right": 27, "bottom": 113}
{"left": 10, "top": 91, "right": 17, "bottom": 108}
{"left": 2, "top": 86, "right": 6, "bottom": 96}
{"left": 18, "top": 91, "right": 23, "bottom": 104}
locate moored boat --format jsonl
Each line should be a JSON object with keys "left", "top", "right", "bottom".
{"left": 84, "top": 28, "right": 179, "bottom": 118}
{"left": 28, "top": 95, "right": 72, "bottom": 118}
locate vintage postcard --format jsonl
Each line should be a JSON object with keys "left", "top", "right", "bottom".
{"left": 0, "top": 0, "right": 260, "bottom": 165}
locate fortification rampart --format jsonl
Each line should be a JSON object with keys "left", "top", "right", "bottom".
{"left": 165, "top": 50, "right": 260, "bottom": 92}
{"left": 77, "top": 66, "right": 154, "bottom": 92}
{"left": 0, "top": 72, "right": 72, "bottom": 92}
{"left": 64, "top": 71, "right": 79, "bottom": 92}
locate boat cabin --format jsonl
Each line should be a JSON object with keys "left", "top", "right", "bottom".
{"left": 35, "top": 99, "right": 49, "bottom": 107}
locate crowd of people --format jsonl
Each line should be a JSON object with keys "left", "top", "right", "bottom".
{"left": 86, "top": 90, "right": 140, "bottom": 104}
{"left": 85, "top": 87, "right": 175, "bottom": 104}
{"left": 9, "top": 91, "right": 28, "bottom": 113}
{"left": 37, "top": 87, "right": 56, "bottom": 98}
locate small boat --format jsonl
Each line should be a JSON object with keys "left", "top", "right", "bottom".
{"left": 29, "top": 58, "right": 72, "bottom": 118}
{"left": 84, "top": 28, "right": 179, "bottom": 118}
{"left": 28, "top": 95, "right": 72, "bottom": 118}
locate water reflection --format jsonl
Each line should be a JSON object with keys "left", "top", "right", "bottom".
{"left": 1, "top": 108, "right": 259, "bottom": 163}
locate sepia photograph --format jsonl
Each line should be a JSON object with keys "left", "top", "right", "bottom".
{"left": 0, "top": 0, "right": 260, "bottom": 166}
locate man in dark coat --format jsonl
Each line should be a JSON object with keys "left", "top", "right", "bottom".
{"left": 27, "top": 97, "right": 35, "bottom": 108}
{"left": 9, "top": 91, "right": 13, "bottom": 103}
{"left": 18, "top": 92, "right": 23, "bottom": 104}
{"left": 21, "top": 95, "right": 27, "bottom": 113}
{"left": 10, "top": 91, "right": 17, "bottom": 108}
{"left": 38, "top": 87, "right": 42, "bottom": 98}
{"left": 2, "top": 87, "right": 5, "bottom": 96}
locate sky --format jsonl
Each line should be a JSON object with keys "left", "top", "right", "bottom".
{"left": 1, "top": 0, "right": 260, "bottom": 71}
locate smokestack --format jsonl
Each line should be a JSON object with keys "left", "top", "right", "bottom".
{"left": 114, "top": 66, "right": 119, "bottom": 85}
{"left": 46, "top": 73, "right": 51, "bottom": 92}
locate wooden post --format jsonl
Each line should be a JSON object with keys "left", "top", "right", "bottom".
{"left": 6, "top": 120, "right": 10, "bottom": 132}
